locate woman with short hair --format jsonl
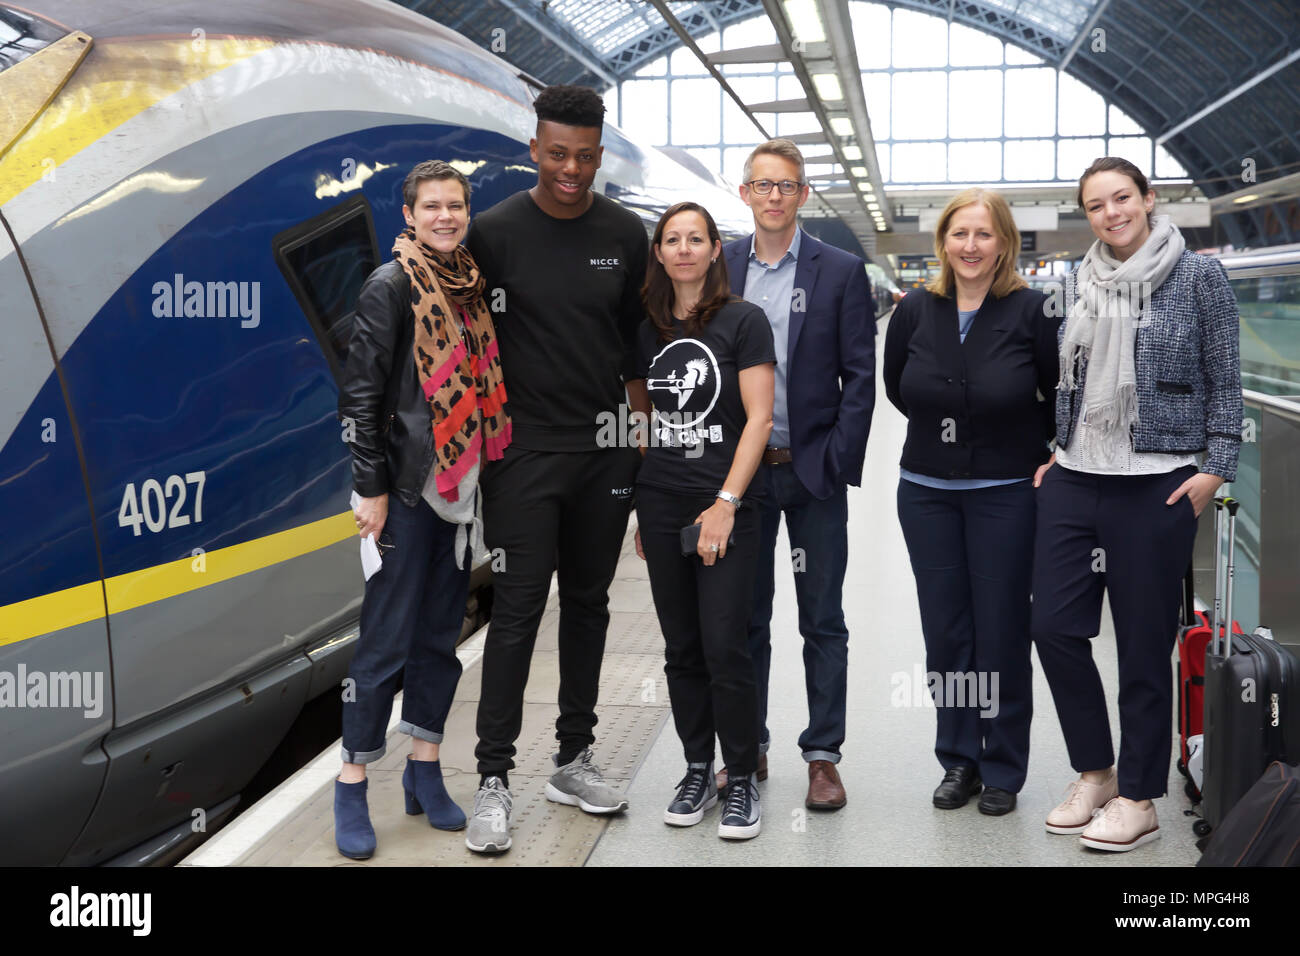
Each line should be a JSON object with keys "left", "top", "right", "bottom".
{"left": 334, "top": 160, "right": 511, "bottom": 859}
{"left": 883, "top": 187, "right": 1056, "bottom": 817}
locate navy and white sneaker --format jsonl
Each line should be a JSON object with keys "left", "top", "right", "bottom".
{"left": 717, "top": 772, "right": 761, "bottom": 840}
{"left": 664, "top": 763, "right": 717, "bottom": 826}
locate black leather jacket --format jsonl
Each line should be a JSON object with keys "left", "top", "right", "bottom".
{"left": 338, "top": 261, "right": 435, "bottom": 508}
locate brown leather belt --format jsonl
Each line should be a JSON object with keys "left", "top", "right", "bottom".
{"left": 763, "top": 446, "right": 793, "bottom": 465}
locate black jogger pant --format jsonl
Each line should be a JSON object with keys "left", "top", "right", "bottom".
{"left": 475, "top": 445, "right": 640, "bottom": 775}
{"left": 636, "top": 485, "right": 761, "bottom": 776}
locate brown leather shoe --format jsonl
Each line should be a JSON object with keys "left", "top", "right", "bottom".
{"left": 715, "top": 753, "right": 767, "bottom": 792}
{"left": 806, "top": 760, "right": 846, "bottom": 810}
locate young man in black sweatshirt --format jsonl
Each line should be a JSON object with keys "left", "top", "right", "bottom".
{"left": 462, "top": 85, "right": 649, "bottom": 854}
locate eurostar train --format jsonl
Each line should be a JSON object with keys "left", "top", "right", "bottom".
{"left": 0, "top": 0, "right": 752, "bottom": 866}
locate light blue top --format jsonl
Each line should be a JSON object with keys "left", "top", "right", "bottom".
{"left": 901, "top": 307, "right": 1028, "bottom": 490}
{"left": 742, "top": 228, "right": 802, "bottom": 448}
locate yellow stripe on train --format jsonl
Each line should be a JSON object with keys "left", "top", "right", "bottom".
{"left": 0, "top": 511, "right": 356, "bottom": 648}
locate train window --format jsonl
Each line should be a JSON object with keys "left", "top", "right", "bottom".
{"left": 0, "top": 6, "right": 65, "bottom": 72}
{"left": 273, "top": 195, "right": 380, "bottom": 385}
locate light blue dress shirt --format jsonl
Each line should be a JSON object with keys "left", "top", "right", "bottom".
{"left": 901, "top": 307, "right": 1029, "bottom": 491}
{"left": 742, "top": 228, "right": 802, "bottom": 448}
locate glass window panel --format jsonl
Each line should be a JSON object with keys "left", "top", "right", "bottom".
{"left": 1003, "top": 139, "right": 1056, "bottom": 181}
{"left": 671, "top": 79, "right": 720, "bottom": 143}
{"left": 948, "top": 140, "right": 1002, "bottom": 182}
{"left": 1005, "top": 42, "right": 1044, "bottom": 65}
{"left": 1108, "top": 136, "right": 1152, "bottom": 171}
{"left": 948, "top": 70, "right": 1002, "bottom": 139}
{"left": 1058, "top": 73, "right": 1106, "bottom": 136}
{"left": 635, "top": 55, "right": 667, "bottom": 77}
{"left": 892, "top": 71, "right": 947, "bottom": 140}
{"left": 863, "top": 72, "right": 890, "bottom": 140}
{"left": 891, "top": 142, "right": 947, "bottom": 183}
{"left": 1004, "top": 68, "right": 1055, "bottom": 136}
{"left": 1155, "top": 144, "right": 1188, "bottom": 178}
{"left": 778, "top": 73, "right": 803, "bottom": 98}
{"left": 686, "top": 147, "right": 722, "bottom": 179}
{"left": 670, "top": 31, "right": 717, "bottom": 74}
{"left": 891, "top": 9, "right": 948, "bottom": 68}
{"left": 777, "top": 111, "right": 822, "bottom": 136}
{"left": 850, "top": 1, "right": 892, "bottom": 69}
{"left": 949, "top": 22, "right": 1003, "bottom": 66}
{"left": 1057, "top": 138, "right": 1107, "bottom": 180}
{"left": 876, "top": 144, "right": 890, "bottom": 182}
{"left": 1109, "top": 104, "right": 1143, "bottom": 135}
{"left": 604, "top": 85, "right": 619, "bottom": 127}
{"left": 723, "top": 12, "right": 777, "bottom": 47}
{"left": 621, "top": 80, "right": 668, "bottom": 144}
{"left": 726, "top": 76, "right": 776, "bottom": 140}
{"left": 725, "top": 145, "right": 762, "bottom": 184}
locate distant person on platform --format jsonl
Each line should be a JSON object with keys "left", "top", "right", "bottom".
{"left": 335, "top": 160, "right": 511, "bottom": 860}
{"left": 461, "top": 85, "right": 649, "bottom": 854}
{"left": 717, "top": 138, "right": 876, "bottom": 810}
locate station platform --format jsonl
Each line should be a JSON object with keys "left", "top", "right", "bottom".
{"left": 183, "top": 317, "right": 1202, "bottom": 867}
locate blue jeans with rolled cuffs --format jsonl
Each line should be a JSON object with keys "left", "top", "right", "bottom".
{"left": 748, "top": 462, "right": 850, "bottom": 764}
{"left": 896, "top": 478, "right": 1035, "bottom": 793}
{"left": 341, "top": 494, "right": 469, "bottom": 765}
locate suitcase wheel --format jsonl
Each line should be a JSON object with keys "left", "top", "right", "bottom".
{"left": 1193, "top": 819, "right": 1211, "bottom": 837}
{"left": 1183, "top": 779, "right": 1201, "bottom": 803}
{"left": 1176, "top": 758, "right": 1188, "bottom": 779}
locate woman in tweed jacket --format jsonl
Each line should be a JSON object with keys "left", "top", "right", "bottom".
{"left": 1031, "top": 157, "right": 1242, "bottom": 853}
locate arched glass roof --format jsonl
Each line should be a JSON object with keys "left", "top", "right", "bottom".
{"left": 416, "top": 0, "right": 1300, "bottom": 246}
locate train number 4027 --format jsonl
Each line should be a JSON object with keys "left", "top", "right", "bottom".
{"left": 118, "top": 472, "right": 206, "bottom": 536}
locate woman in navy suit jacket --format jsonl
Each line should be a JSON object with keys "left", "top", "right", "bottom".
{"left": 883, "top": 188, "right": 1057, "bottom": 817}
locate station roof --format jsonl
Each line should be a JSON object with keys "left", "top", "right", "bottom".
{"left": 414, "top": 0, "right": 1300, "bottom": 246}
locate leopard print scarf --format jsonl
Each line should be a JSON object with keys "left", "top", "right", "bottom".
{"left": 393, "top": 228, "right": 511, "bottom": 502}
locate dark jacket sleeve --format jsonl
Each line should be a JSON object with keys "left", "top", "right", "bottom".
{"left": 829, "top": 262, "right": 876, "bottom": 486}
{"left": 882, "top": 293, "right": 913, "bottom": 417}
{"left": 1032, "top": 290, "right": 1061, "bottom": 443}
{"left": 1196, "top": 257, "right": 1243, "bottom": 480}
{"left": 338, "top": 267, "right": 404, "bottom": 497}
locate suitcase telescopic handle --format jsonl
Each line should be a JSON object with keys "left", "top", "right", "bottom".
{"left": 1212, "top": 496, "right": 1239, "bottom": 657}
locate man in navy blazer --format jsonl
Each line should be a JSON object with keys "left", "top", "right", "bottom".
{"left": 718, "top": 139, "right": 876, "bottom": 810}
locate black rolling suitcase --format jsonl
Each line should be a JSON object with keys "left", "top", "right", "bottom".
{"left": 1201, "top": 497, "right": 1300, "bottom": 833}
{"left": 1198, "top": 761, "right": 1300, "bottom": 866}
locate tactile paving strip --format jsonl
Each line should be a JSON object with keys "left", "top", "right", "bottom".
{"left": 233, "top": 526, "right": 673, "bottom": 867}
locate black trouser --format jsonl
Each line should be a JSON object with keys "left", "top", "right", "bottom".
{"left": 636, "top": 485, "right": 760, "bottom": 776}
{"left": 474, "top": 445, "right": 639, "bottom": 775}
{"left": 896, "top": 478, "right": 1035, "bottom": 792}
{"left": 1031, "top": 463, "right": 1199, "bottom": 800}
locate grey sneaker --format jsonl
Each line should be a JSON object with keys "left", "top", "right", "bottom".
{"left": 545, "top": 748, "right": 629, "bottom": 814}
{"left": 465, "top": 777, "right": 512, "bottom": 854}
{"left": 718, "top": 773, "right": 761, "bottom": 840}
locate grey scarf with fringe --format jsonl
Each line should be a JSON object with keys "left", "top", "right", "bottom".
{"left": 1059, "top": 214, "right": 1184, "bottom": 461}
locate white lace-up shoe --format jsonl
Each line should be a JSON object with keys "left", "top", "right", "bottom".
{"left": 1045, "top": 770, "right": 1118, "bottom": 834}
{"left": 1080, "top": 797, "right": 1160, "bottom": 852}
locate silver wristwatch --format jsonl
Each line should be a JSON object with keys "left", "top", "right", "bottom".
{"left": 716, "top": 490, "right": 742, "bottom": 509}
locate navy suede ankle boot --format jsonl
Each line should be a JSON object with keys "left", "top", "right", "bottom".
{"left": 334, "top": 777, "right": 376, "bottom": 859}
{"left": 403, "top": 756, "right": 467, "bottom": 830}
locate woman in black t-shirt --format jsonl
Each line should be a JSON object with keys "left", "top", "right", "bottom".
{"left": 627, "top": 201, "right": 775, "bottom": 841}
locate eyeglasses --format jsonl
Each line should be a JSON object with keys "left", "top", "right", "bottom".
{"left": 744, "top": 179, "right": 804, "bottom": 196}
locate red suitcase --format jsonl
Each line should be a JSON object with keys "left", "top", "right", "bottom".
{"left": 1176, "top": 538, "right": 1242, "bottom": 799}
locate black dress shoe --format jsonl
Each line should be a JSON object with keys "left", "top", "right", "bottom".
{"left": 977, "top": 786, "right": 1016, "bottom": 816}
{"left": 932, "top": 766, "right": 982, "bottom": 809}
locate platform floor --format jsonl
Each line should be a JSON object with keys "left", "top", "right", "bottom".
{"left": 184, "top": 316, "right": 1202, "bottom": 867}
